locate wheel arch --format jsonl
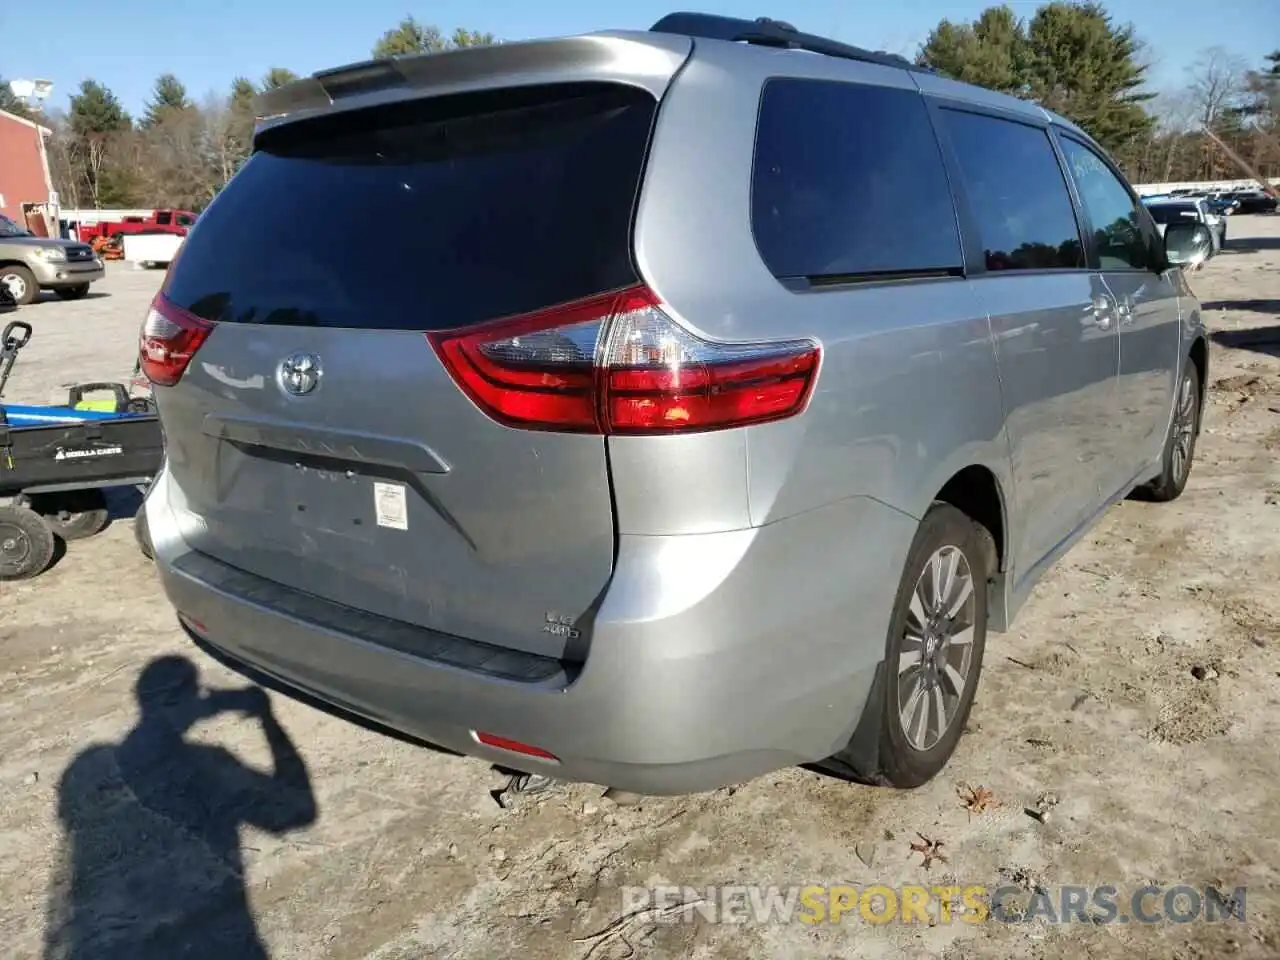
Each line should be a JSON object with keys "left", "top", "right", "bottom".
{"left": 930, "top": 462, "right": 1012, "bottom": 632}
{"left": 1188, "top": 334, "right": 1208, "bottom": 432}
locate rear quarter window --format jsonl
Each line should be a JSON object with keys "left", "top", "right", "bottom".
{"left": 751, "top": 78, "right": 962, "bottom": 282}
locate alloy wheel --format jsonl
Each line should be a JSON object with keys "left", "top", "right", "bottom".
{"left": 897, "top": 545, "right": 977, "bottom": 751}
{"left": 1171, "top": 371, "right": 1196, "bottom": 486}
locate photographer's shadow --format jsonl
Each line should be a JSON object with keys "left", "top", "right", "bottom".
{"left": 43, "top": 655, "right": 318, "bottom": 960}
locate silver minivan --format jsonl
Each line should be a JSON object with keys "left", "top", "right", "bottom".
{"left": 141, "top": 14, "right": 1215, "bottom": 794}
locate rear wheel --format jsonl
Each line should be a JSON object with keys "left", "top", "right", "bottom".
{"left": 0, "top": 504, "right": 56, "bottom": 580}
{"left": 0, "top": 264, "right": 37, "bottom": 305}
{"left": 1140, "top": 360, "right": 1201, "bottom": 503}
{"left": 30, "top": 489, "right": 111, "bottom": 540}
{"left": 829, "top": 503, "right": 990, "bottom": 788}
{"left": 55, "top": 284, "right": 91, "bottom": 301}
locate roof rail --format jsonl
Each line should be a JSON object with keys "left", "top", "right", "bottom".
{"left": 648, "top": 12, "right": 929, "bottom": 73}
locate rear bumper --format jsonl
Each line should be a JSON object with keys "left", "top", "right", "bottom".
{"left": 147, "top": 469, "right": 916, "bottom": 794}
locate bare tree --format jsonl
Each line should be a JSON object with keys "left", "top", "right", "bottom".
{"left": 1148, "top": 91, "right": 1199, "bottom": 181}
{"left": 201, "top": 92, "right": 254, "bottom": 189}
{"left": 43, "top": 117, "right": 85, "bottom": 212}
{"left": 137, "top": 106, "right": 217, "bottom": 208}
{"left": 83, "top": 136, "right": 110, "bottom": 209}
{"left": 1185, "top": 46, "right": 1249, "bottom": 128}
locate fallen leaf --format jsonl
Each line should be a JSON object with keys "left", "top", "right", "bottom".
{"left": 957, "top": 782, "right": 1001, "bottom": 817}
{"left": 908, "top": 833, "right": 948, "bottom": 870}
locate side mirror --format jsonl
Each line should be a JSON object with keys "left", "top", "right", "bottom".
{"left": 1164, "top": 222, "right": 1215, "bottom": 268}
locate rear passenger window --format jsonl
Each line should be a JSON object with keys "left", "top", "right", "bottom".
{"left": 938, "top": 109, "right": 1083, "bottom": 271}
{"left": 1058, "top": 138, "right": 1151, "bottom": 272}
{"left": 751, "top": 79, "right": 961, "bottom": 281}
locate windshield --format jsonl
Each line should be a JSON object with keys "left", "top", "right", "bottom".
{"left": 0, "top": 215, "right": 31, "bottom": 238}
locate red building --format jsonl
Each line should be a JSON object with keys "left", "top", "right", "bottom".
{"left": 0, "top": 108, "right": 54, "bottom": 229}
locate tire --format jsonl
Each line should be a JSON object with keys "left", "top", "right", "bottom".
{"left": 829, "top": 503, "right": 990, "bottom": 788}
{"left": 1140, "top": 359, "right": 1202, "bottom": 503}
{"left": 55, "top": 284, "right": 90, "bottom": 301}
{"left": 0, "top": 504, "right": 56, "bottom": 580}
{"left": 29, "top": 489, "right": 110, "bottom": 540}
{"left": 0, "top": 264, "right": 38, "bottom": 305}
{"left": 134, "top": 502, "right": 154, "bottom": 560}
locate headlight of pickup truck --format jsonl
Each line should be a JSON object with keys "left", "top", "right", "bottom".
{"left": 30, "top": 247, "right": 68, "bottom": 262}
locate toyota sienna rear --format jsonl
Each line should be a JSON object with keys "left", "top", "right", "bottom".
{"left": 143, "top": 15, "right": 1208, "bottom": 794}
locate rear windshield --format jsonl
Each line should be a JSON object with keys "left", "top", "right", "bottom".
{"left": 1146, "top": 203, "right": 1199, "bottom": 225}
{"left": 165, "top": 83, "right": 656, "bottom": 331}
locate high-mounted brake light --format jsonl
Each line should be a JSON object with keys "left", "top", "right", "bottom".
{"left": 427, "top": 286, "right": 820, "bottom": 435}
{"left": 139, "top": 294, "right": 215, "bottom": 387}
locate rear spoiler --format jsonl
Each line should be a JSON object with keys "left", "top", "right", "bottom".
{"left": 253, "top": 31, "right": 693, "bottom": 138}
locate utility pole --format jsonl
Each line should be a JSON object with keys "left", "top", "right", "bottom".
{"left": 1202, "top": 125, "right": 1279, "bottom": 196}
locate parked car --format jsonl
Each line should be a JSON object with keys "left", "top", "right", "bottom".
{"left": 140, "top": 12, "right": 1215, "bottom": 795}
{"left": 0, "top": 214, "right": 105, "bottom": 305}
{"left": 1144, "top": 197, "right": 1226, "bottom": 250}
{"left": 1203, "top": 193, "right": 1241, "bottom": 216}
{"left": 1223, "top": 190, "right": 1279, "bottom": 214}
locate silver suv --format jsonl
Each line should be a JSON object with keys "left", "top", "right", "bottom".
{"left": 142, "top": 14, "right": 1214, "bottom": 794}
{"left": 0, "top": 215, "right": 104, "bottom": 304}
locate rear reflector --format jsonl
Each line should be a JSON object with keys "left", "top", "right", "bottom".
{"left": 427, "top": 286, "right": 820, "bottom": 435}
{"left": 178, "top": 613, "right": 208, "bottom": 634}
{"left": 475, "top": 732, "right": 559, "bottom": 761}
{"left": 139, "top": 294, "right": 215, "bottom": 387}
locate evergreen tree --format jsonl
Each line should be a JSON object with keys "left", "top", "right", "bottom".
{"left": 142, "top": 74, "right": 192, "bottom": 129}
{"left": 68, "top": 79, "right": 131, "bottom": 137}
{"left": 261, "top": 68, "right": 300, "bottom": 91}
{"left": 919, "top": 2, "right": 1154, "bottom": 154}
{"left": 372, "top": 17, "right": 496, "bottom": 58}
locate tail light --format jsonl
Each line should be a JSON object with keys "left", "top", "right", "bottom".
{"left": 139, "top": 294, "right": 215, "bottom": 387}
{"left": 427, "top": 286, "right": 820, "bottom": 435}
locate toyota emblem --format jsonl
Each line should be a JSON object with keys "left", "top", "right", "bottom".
{"left": 277, "top": 352, "right": 322, "bottom": 396}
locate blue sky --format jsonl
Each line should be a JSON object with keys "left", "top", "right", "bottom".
{"left": 2, "top": 0, "right": 1276, "bottom": 116}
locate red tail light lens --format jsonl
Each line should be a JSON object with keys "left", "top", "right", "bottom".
{"left": 427, "top": 286, "right": 820, "bottom": 435}
{"left": 139, "top": 295, "right": 215, "bottom": 387}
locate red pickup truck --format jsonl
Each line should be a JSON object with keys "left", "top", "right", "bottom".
{"left": 76, "top": 209, "right": 197, "bottom": 244}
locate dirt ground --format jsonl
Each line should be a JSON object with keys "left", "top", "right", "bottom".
{"left": 1, "top": 225, "right": 1279, "bottom": 960}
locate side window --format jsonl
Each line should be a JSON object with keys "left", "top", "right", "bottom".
{"left": 937, "top": 109, "right": 1083, "bottom": 271}
{"left": 1058, "top": 138, "right": 1150, "bottom": 272}
{"left": 751, "top": 79, "right": 962, "bottom": 281}
{"left": 177, "top": 214, "right": 194, "bottom": 226}
{"left": 155, "top": 212, "right": 172, "bottom": 225}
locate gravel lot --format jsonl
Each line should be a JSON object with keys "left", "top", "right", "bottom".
{"left": 2, "top": 225, "right": 1279, "bottom": 960}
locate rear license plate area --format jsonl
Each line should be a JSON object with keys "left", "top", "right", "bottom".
{"left": 284, "top": 464, "right": 379, "bottom": 543}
